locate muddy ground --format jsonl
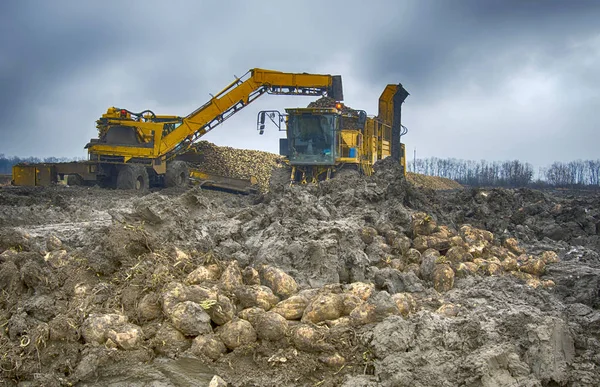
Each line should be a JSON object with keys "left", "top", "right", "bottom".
{"left": 0, "top": 160, "right": 599, "bottom": 386}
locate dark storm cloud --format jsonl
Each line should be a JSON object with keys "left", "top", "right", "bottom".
{"left": 353, "top": 0, "right": 600, "bottom": 166}
{"left": 359, "top": 0, "right": 600, "bottom": 97}
{"left": 0, "top": 2, "right": 142, "bottom": 112}
{"left": 0, "top": 0, "right": 598, "bottom": 166}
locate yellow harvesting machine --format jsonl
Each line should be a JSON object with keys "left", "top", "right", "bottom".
{"left": 257, "top": 84, "right": 410, "bottom": 183}
{"left": 12, "top": 68, "right": 343, "bottom": 192}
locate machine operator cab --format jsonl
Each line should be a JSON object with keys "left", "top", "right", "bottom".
{"left": 287, "top": 108, "right": 338, "bottom": 165}
{"left": 257, "top": 104, "right": 367, "bottom": 168}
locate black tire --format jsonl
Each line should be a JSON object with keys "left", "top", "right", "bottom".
{"left": 165, "top": 160, "right": 189, "bottom": 188}
{"left": 116, "top": 164, "right": 149, "bottom": 191}
{"left": 67, "top": 174, "right": 84, "bottom": 186}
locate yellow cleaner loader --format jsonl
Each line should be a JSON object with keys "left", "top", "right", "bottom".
{"left": 257, "top": 84, "right": 409, "bottom": 184}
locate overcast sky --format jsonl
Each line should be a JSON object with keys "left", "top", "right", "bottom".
{"left": 1, "top": 0, "right": 599, "bottom": 168}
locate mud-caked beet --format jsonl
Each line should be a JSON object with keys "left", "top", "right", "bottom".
{"left": 370, "top": 291, "right": 400, "bottom": 319}
{"left": 162, "top": 282, "right": 216, "bottom": 314}
{"left": 242, "top": 266, "right": 261, "bottom": 285}
{"left": 404, "top": 263, "right": 421, "bottom": 277}
{"left": 436, "top": 303, "right": 462, "bottom": 317}
{"left": 474, "top": 259, "right": 503, "bottom": 276}
{"left": 419, "top": 249, "right": 439, "bottom": 281}
{"left": 365, "top": 236, "right": 392, "bottom": 264}
{"left": 259, "top": 265, "right": 298, "bottom": 299}
{"left": 460, "top": 225, "right": 493, "bottom": 257}
{"left": 373, "top": 267, "right": 426, "bottom": 294}
{"left": 433, "top": 264, "right": 455, "bottom": 292}
{"left": 81, "top": 313, "right": 128, "bottom": 345}
{"left": 206, "top": 293, "right": 235, "bottom": 325}
{"left": 344, "top": 282, "right": 375, "bottom": 301}
{"left": 413, "top": 235, "right": 451, "bottom": 253}
{"left": 360, "top": 226, "right": 378, "bottom": 244}
{"left": 190, "top": 333, "right": 227, "bottom": 360}
{"left": 444, "top": 246, "right": 473, "bottom": 266}
{"left": 45, "top": 235, "right": 63, "bottom": 251}
{"left": 219, "top": 260, "right": 244, "bottom": 292}
{"left": 291, "top": 324, "right": 331, "bottom": 352}
{"left": 411, "top": 212, "right": 438, "bottom": 237}
{"left": 302, "top": 293, "right": 344, "bottom": 323}
{"left": 540, "top": 251, "right": 560, "bottom": 264}
{"left": 152, "top": 323, "right": 191, "bottom": 356}
{"left": 254, "top": 311, "right": 288, "bottom": 341}
{"left": 389, "top": 258, "right": 404, "bottom": 271}
{"left": 349, "top": 302, "right": 377, "bottom": 325}
{"left": 455, "top": 262, "right": 479, "bottom": 277}
{"left": 217, "top": 319, "right": 257, "bottom": 350}
{"left": 520, "top": 258, "right": 546, "bottom": 276}
{"left": 44, "top": 249, "right": 70, "bottom": 268}
{"left": 385, "top": 231, "right": 412, "bottom": 255}
{"left": 319, "top": 352, "right": 345, "bottom": 368}
{"left": 136, "top": 292, "right": 162, "bottom": 322}
{"left": 391, "top": 293, "right": 418, "bottom": 316}
{"left": 235, "top": 284, "right": 279, "bottom": 310}
{"left": 106, "top": 323, "right": 144, "bottom": 350}
{"left": 271, "top": 295, "right": 308, "bottom": 320}
{"left": 185, "top": 264, "right": 221, "bottom": 284}
{"left": 341, "top": 293, "right": 363, "bottom": 315}
{"left": 403, "top": 248, "right": 422, "bottom": 265}
{"left": 237, "top": 306, "right": 265, "bottom": 326}
{"left": 168, "top": 301, "right": 213, "bottom": 336}
{"left": 501, "top": 256, "right": 519, "bottom": 272}
{"left": 503, "top": 237, "right": 525, "bottom": 255}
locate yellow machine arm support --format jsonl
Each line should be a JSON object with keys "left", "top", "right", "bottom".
{"left": 378, "top": 85, "right": 398, "bottom": 127}
{"left": 161, "top": 68, "right": 343, "bottom": 158}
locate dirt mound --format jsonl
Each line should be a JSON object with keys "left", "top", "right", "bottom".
{"left": 0, "top": 155, "right": 599, "bottom": 386}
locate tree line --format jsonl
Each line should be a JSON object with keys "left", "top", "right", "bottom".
{"left": 3, "top": 153, "right": 599, "bottom": 189}
{"left": 408, "top": 157, "right": 600, "bottom": 188}
{"left": 0, "top": 155, "right": 83, "bottom": 175}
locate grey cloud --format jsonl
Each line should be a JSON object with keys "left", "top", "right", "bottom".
{"left": 0, "top": 0, "right": 598, "bottom": 167}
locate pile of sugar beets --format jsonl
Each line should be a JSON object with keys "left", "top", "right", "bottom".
{"left": 55, "top": 211, "right": 558, "bottom": 365}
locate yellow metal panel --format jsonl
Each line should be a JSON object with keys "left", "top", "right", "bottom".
{"left": 337, "top": 157, "right": 360, "bottom": 163}
{"left": 378, "top": 85, "right": 398, "bottom": 126}
{"left": 12, "top": 165, "right": 36, "bottom": 186}
{"left": 340, "top": 131, "right": 359, "bottom": 147}
{"left": 88, "top": 144, "right": 155, "bottom": 157}
{"left": 36, "top": 166, "right": 55, "bottom": 185}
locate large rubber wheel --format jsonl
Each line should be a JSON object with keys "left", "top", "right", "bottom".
{"left": 67, "top": 174, "right": 84, "bottom": 186}
{"left": 116, "top": 164, "right": 149, "bottom": 191}
{"left": 165, "top": 160, "right": 189, "bottom": 188}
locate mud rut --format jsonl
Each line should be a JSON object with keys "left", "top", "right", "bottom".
{"left": 0, "top": 160, "right": 599, "bottom": 387}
